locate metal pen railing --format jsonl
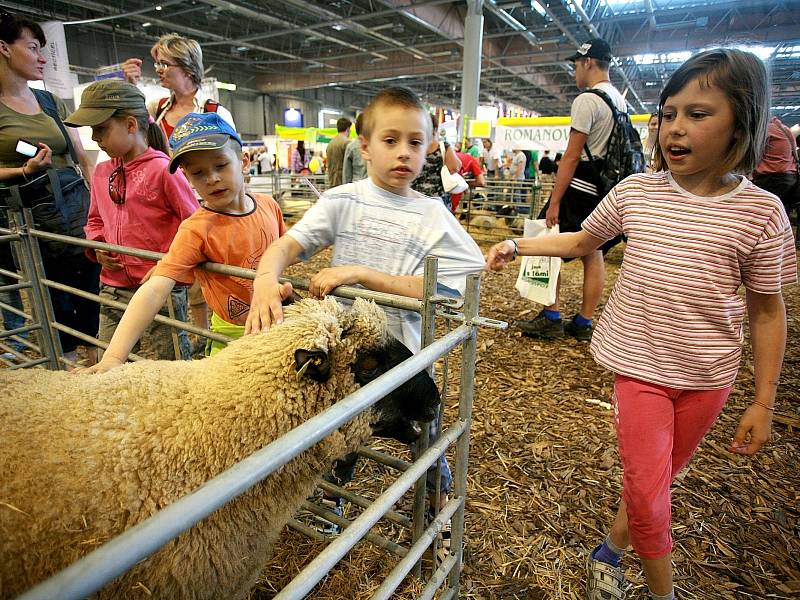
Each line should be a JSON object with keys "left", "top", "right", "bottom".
{"left": 2, "top": 206, "right": 504, "bottom": 600}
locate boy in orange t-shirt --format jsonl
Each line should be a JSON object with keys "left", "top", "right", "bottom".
{"left": 84, "top": 112, "right": 285, "bottom": 372}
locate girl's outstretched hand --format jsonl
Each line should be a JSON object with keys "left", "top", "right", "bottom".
{"left": 729, "top": 403, "right": 773, "bottom": 455}
{"left": 70, "top": 356, "right": 124, "bottom": 375}
{"left": 485, "top": 240, "right": 516, "bottom": 272}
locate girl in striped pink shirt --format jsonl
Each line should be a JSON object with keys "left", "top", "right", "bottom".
{"left": 487, "top": 49, "right": 796, "bottom": 600}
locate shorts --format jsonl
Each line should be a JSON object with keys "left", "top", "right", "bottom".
{"left": 98, "top": 284, "right": 191, "bottom": 360}
{"left": 538, "top": 161, "right": 622, "bottom": 261}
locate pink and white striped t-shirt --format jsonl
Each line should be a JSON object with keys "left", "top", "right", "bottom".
{"left": 583, "top": 171, "right": 797, "bottom": 390}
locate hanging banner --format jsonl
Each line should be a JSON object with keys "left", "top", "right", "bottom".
{"left": 41, "top": 21, "right": 73, "bottom": 99}
{"left": 494, "top": 125, "right": 561, "bottom": 151}
{"left": 494, "top": 115, "right": 650, "bottom": 152}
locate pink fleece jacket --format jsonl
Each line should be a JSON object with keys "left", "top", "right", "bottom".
{"left": 85, "top": 147, "right": 199, "bottom": 288}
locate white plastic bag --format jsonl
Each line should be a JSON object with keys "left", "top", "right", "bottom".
{"left": 439, "top": 141, "right": 468, "bottom": 194}
{"left": 515, "top": 219, "right": 561, "bottom": 306}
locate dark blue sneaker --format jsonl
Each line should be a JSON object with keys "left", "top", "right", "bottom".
{"left": 565, "top": 315, "right": 593, "bottom": 341}
{"left": 518, "top": 310, "right": 564, "bottom": 339}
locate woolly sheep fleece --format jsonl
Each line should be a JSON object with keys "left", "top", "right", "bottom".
{"left": 1, "top": 297, "right": 394, "bottom": 600}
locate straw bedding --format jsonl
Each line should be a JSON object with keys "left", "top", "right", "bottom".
{"left": 252, "top": 244, "right": 799, "bottom": 599}
{"left": 4, "top": 243, "right": 797, "bottom": 599}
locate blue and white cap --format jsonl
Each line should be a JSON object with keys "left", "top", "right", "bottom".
{"left": 168, "top": 112, "right": 242, "bottom": 173}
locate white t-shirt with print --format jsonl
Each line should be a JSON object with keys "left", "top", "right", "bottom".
{"left": 287, "top": 178, "right": 486, "bottom": 352}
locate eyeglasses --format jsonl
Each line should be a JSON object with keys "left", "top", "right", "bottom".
{"left": 108, "top": 165, "right": 126, "bottom": 205}
{"left": 154, "top": 61, "right": 178, "bottom": 71}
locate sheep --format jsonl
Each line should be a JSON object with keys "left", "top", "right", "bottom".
{"left": 0, "top": 297, "right": 440, "bottom": 600}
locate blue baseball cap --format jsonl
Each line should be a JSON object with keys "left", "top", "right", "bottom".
{"left": 168, "top": 112, "right": 242, "bottom": 173}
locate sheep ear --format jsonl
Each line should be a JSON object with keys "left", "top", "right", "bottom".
{"left": 294, "top": 349, "right": 331, "bottom": 383}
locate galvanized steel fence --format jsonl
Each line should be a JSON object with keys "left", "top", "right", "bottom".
{"left": 1, "top": 206, "right": 506, "bottom": 599}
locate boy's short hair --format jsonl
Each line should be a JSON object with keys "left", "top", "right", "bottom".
{"left": 653, "top": 48, "right": 769, "bottom": 175}
{"left": 168, "top": 112, "right": 243, "bottom": 173}
{"left": 361, "top": 87, "right": 432, "bottom": 141}
{"left": 336, "top": 117, "right": 352, "bottom": 133}
{"left": 151, "top": 33, "right": 204, "bottom": 87}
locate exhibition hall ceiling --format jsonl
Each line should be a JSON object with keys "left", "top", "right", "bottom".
{"left": 10, "top": 0, "right": 800, "bottom": 121}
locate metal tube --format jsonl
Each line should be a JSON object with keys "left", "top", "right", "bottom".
{"left": 25, "top": 228, "right": 424, "bottom": 313}
{"left": 0, "top": 299, "right": 30, "bottom": 319}
{"left": 299, "top": 501, "right": 407, "bottom": 557}
{"left": 286, "top": 518, "right": 328, "bottom": 544}
{"left": 447, "top": 274, "right": 480, "bottom": 594}
{"left": 317, "top": 481, "right": 411, "bottom": 528}
{"left": 0, "top": 333, "right": 39, "bottom": 353}
{"left": 0, "top": 324, "right": 39, "bottom": 339}
{"left": 370, "top": 496, "right": 462, "bottom": 600}
{"left": 436, "top": 584, "right": 458, "bottom": 600}
{"left": 16, "top": 210, "right": 61, "bottom": 368}
{"left": 7, "top": 357, "right": 49, "bottom": 370}
{"left": 412, "top": 256, "right": 439, "bottom": 576}
{"left": 274, "top": 420, "right": 467, "bottom": 600}
{"left": 356, "top": 446, "right": 410, "bottom": 472}
{"left": 0, "top": 266, "right": 23, "bottom": 280}
{"left": 16, "top": 327, "right": 470, "bottom": 600}
{"left": 0, "top": 281, "right": 28, "bottom": 292}
{"left": 42, "top": 279, "right": 231, "bottom": 343}
{"left": 418, "top": 553, "right": 458, "bottom": 600}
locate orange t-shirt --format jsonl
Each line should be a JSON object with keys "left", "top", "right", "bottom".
{"left": 154, "top": 193, "right": 286, "bottom": 325}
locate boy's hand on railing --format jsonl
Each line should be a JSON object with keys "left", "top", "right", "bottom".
{"left": 245, "top": 280, "right": 294, "bottom": 334}
{"left": 96, "top": 250, "right": 123, "bottom": 271}
{"left": 70, "top": 356, "right": 124, "bottom": 375}
{"left": 309, "top": 266, "right": 362, "bottom": 299}
{"left": 485, "top": 240, "right": 516, "bottom": 272}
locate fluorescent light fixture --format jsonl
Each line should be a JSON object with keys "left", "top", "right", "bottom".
{"left": 155, "top": 4, "right": 162, "bottom": 10}
{"left": 142, "top": 21, "right": 152, "bottom": 27}
{"left": 531, "top": 1, "right": 546, "bottom": 17}
{"left": 332, "top": 23, "right": 347, "bottom": 31}
{"left": 215, "top": 81, "right": 237, "bottom": 91}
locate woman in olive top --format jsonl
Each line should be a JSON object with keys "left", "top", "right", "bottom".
{"left": 0, "top": 10, "right": 99, "bottom": 365}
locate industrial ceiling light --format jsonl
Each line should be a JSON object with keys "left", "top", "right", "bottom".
{"left": 142, "top": 21, "right": 152, "bottom": 27}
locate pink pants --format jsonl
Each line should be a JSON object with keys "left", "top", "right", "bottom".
{"left": 613, "top": 374, "right": 730, "bottom": 559}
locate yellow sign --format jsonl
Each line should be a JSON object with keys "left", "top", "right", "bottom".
{"left": 498, "top": 114, "right": 652, "bottom": 127}
{"left": 274, "top": 125, "right": 339, "bottom": 141}
{"left": 468, "top": 120, "right": 492, "bottom": 138}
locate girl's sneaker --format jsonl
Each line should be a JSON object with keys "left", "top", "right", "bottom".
{"left": 586, "top": 551, "right": 626, "bottom": 599}
{"left": 316, "top": 496, "right": 343, "bottom": 536}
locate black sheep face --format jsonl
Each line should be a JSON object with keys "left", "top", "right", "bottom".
{"left": 353, "top": 338, "right": 441, "bottom": 444}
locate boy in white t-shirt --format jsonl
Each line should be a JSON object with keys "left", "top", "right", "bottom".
{"left": 246, "top": 86, "right": 485, "bottom": 536}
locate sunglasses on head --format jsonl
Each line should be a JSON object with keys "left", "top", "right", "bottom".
{"left": 108, "top": 165, "right": 126, "bottom": 205}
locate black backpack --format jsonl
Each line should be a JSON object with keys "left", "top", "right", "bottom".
{"left": 583, "top": 89, "right": 645, "bottom": 196}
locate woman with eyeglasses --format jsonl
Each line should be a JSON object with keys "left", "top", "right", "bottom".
{"left": 122, "top": 33, "right": 235, "bottom": 338}
{"left": 0, "top": 10, "right": 100, "bottom": 366}
{"left": 122, "top": 33, "right": 236, "bottom": 141}
{"left": 64, "top": 79, "right": 199, "bottom": 363}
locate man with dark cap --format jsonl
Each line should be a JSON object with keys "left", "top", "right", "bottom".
{"left": 517, "top": 37, "right": 627, "bottom": 342}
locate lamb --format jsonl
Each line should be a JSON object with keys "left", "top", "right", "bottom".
{"left": 0, "top": 297, "right": 440, "bottom": 600}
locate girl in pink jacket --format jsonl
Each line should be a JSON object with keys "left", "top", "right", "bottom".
{"left": 65, "top": 79, "right": 198, "bottom": 361}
